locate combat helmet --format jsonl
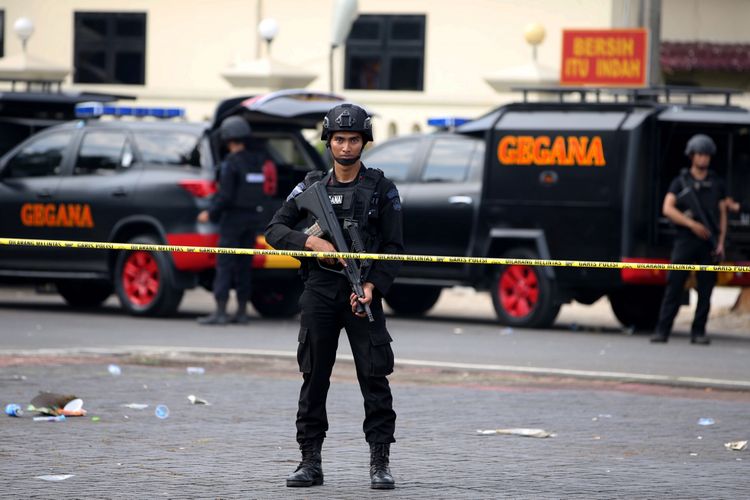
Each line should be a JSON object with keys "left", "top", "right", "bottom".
{"left": 321, "top": 103, "right": 373, "bottom": 143}
{"left": 684, "top": 134, "right": 716, "bottom": 156}
{"left": 220, "top": 116, "right": 252, "bottom": 142}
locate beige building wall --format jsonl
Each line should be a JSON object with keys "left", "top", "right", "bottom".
{"left": 1, "top": 0, "right": 748, "bottom": 139}
{"left": 662, "top": 0, "right": 750, "bottom": 42}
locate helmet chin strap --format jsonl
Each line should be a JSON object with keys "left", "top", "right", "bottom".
{"left": 333, "top": 154, "right": 360, "bottom": 166}
{"left": 327, "top": 141, "right": 367, "bottom": 167}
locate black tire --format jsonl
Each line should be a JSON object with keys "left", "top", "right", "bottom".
{"left": 608, "top": 285, "right": 664, "bottom": 331}
{"left": 491, "top": 248, "right": 560, "bottom": 328}
{"left": 250, "top": 279, "right": 303, "bottom": 318}
{"left": 384, "top": 284, "right": 442, "bottom": 316}
{"left": 57, "top": 280, "right": 112, "bottom": 308}
{"left": 114, "top": 235, "right": 184, "bottom": 317}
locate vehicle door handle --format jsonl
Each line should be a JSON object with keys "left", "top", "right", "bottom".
{"left": 36, "top": 189, "right": 52, "bottom": 199}
{"left": 111, "top": 187, "right": 127, "bottom": 197}
{"left": 449, "top": 195, "right": 473, "bottom": 205}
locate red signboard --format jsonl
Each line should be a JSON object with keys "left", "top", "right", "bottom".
{"left": 560, "top": 29, "right": 648, "bottom": 87}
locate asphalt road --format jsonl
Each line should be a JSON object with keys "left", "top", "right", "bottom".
{"left": 1, "top": 285, "right": 749, "bottom": 389}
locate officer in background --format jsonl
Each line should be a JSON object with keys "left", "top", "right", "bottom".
{"left": 651, "top": 134, "right": 730, "bottom": 344}
{"left": 265, "top": 103, "right": 404, "bottom": 489}
{"left": 197, "top": 116, "right": 264, "bottom": 325}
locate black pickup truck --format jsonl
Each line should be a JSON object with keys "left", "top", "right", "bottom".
{"left": 364, "top": 87, "right": 750, "bottom": 329}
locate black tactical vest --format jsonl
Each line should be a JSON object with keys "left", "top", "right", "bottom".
{"left": 677, "top": 168, "right": 722, "bottom": 234}
{"left": 228, "top": 149, "right": 265, "bottom": 210}
{"left": 302, "top": 166, "right": 383, "bottom": 275}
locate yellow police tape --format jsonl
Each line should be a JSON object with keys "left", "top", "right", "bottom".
{"left": 1, "top": 237, "right": 749, "bottom": 274}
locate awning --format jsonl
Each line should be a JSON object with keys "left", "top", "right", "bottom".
{"left": 661, "top": 42, "right": 750, "bottom": 73}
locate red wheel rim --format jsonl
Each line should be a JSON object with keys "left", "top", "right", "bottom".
{"left": 498, "top": 265, "right": 539, "bottom": 318}
{"left": 121, "top": 251, "right": 160, "bottom": 307}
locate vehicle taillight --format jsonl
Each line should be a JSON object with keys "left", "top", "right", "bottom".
{"left": 179, "top": 179, "right": 217, "bottom": 198}
{"left": 263, "top": 159, "right": 278, "bottom": 196}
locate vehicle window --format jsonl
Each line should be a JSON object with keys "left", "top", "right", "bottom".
{"left": 421, "top": 138, "right": 476, "bottom": 182}
{"left": 266, "top": 137, "right": 308, "bottom": 168}
{"left": 363, "top": 139, "right": 419, "bottom": 182}
{"left": 3, "top": 130, "right": 73, "bottom": 178}
{"left": 133, "top": 130, "right": 202, "bottom": 166}
{"left": 75, "top": 131, "right": 132, "bottom": 175}
{"left": 469, "top": 141, "right": 486, "bottom": 176}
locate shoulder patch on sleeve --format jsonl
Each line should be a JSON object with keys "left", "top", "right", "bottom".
{"left": 386, "top": 187, "right": 401, "bottom": 211}
{"left": 286, "top": 182, "right": 306, "bottom": 202}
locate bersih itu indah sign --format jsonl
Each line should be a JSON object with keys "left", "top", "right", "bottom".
{"left": 560, "top": 29, "right": 648, "bottom": 87}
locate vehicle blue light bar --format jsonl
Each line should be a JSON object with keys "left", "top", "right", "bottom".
{"left": 427, "top": 117, "right": 470, "bottom": 128}
{"left": 75, "top": 102, "right": 185, "bottom": 119}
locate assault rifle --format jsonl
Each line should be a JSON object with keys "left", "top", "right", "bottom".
{"left": 676, "top": 170, "right": 719, "bottom": 250}
{"left": 295, "top": 181, "right": 374, "bottom": 322}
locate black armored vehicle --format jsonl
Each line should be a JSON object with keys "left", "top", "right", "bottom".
{"left": 366, "top": 87, "right": 750, "bottom": 329}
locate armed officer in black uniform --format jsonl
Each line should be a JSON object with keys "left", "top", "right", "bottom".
{"left": 265, "top": 103, "right": 403, "bottom": 489}
{"left": 197, "top": 116, "right": 265, "bottom": 325}
{"left": 651, "top": 134, "right": 729, "bottom": 344}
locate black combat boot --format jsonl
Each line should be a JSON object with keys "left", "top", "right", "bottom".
{"left": 286, "top": 440, "right": 324, "bottom": 487}
{"left": 231, "top": 299, "right": 250, "bottom": 324}
{"left": 650, "top": 331, "right": 669, "bottom": 343}
{"left": 369, "top": 443, "right": 395, "bottom": 489}
{"left": 198, "top": 300, "right": 228, "bottom": 326}
{"left": 690, "top": 334, "right": 711, "bottom": 345}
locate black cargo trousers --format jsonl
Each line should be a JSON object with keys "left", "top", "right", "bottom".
{"left": 655, "top": 237, "right": 717, "bottom": 337}
{"left": 295, "top": 282, "right": 396, "bottom": 445}
{"left": 213, "top": 211, "right": 257, "bottom": 304}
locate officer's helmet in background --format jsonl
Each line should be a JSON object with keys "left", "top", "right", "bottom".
{"left": 220, "top": 116, "right": 252, "bottom": 143}
{"left": 684, "top": 134, "right": 717, "bottom": 157}
{"left": 321, "top": 103, "right": 373, "bottom": 144}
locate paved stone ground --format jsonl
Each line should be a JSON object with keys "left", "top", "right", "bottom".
{"left": 1, "top": 357, "right": 749, "bottom": 499}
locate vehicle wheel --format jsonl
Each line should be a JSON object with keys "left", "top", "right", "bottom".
{"left": 250, "top": 279, "right": 303, "bottom": 318}
{"left": 608, "top": 285, "right": 664, "bottom": 331}
{"left": 491, "top": 248, "right": 560, "bottom": 328}
{"left": 57, "top": 280, "right": 112, "bottom": 308}
{"left": 114, "top": 236, "right": 184, "bottom": 317}
{"left": 385, "top": 284, "right": 442, "bottom": 316}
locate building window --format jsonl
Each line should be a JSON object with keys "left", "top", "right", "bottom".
{"left": 74, "top": 12, "right": 146, "bottom": 85}
{"left": 345, "top": 14, "right": 425, "bottom": 91}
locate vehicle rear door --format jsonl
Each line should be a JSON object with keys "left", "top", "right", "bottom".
{"left": 56, "top": 128, "right": 139, "bottom": 272}
{"left": 210, "top": 90, "right": 347, "bottom": 179}
{"left": 656, "top": 108, "right": 750, "bottom": 267}
{"left": 0, "top": 128, "right": 76, "bottom": 270}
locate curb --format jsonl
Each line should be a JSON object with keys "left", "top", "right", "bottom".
{"left": 2, "top": 345, "right": 750, "bottom": 391}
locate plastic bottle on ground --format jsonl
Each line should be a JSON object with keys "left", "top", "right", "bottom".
{"left": 5, "top": 403, "right": 23, "bottom": 417}
{"left": 155, "top": 405, "right": 170, "bottom": 419}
